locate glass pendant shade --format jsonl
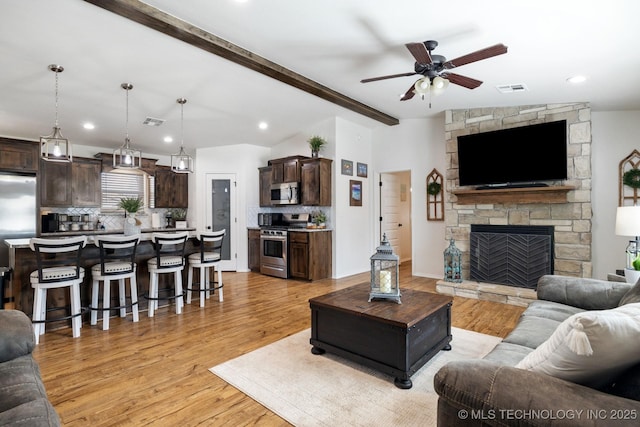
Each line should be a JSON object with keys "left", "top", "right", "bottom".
{"left": 113, "top": 83, "right": 141, "bottom": 169}
{"left": 41, "top": 64, "right": 72, "bottom": 162}
{"left": 431, "top": 76, "right": 450, "bottom": 96}
{"left": 171, "top": 98, "right": 194, "bottom": 173}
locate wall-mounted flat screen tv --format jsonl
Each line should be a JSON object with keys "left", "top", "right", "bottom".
{"left": 457, "top": 120, "right": 567, "bottom": 188}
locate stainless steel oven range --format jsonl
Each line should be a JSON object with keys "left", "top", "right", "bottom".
{"left": 260, "top": 228, "right": 288, "bottom": 278}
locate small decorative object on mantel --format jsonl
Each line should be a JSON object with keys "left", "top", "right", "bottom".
{"left": 169, "top": 208, "right": 188, "bottom": 229}
{"left": 619, "top": 149, "right": 640, "bottom": 206}
{"left": 443, "top": 238, "right": 462, "bottom": 283}
{"left": 426, "top": 168, "right": 444, "bottom": 221}
{"left": 369, "top": 233, "right": 401, "bottom": 304}
{"left": 307, "top": 135, "right": 327, "bottom": 158}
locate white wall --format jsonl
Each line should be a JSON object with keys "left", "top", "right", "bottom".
{"left": 372, "top": 116, "right": 447, "bottom": 278}
{"left": 592, "top": 111, "right": 640, "bottom": 279}
{"left": 195, "top": 143, "right": 270, "bottom": 272}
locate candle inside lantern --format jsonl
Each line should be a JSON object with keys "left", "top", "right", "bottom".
{"left": 379, "top": 270, "right": 392, "bottom": 293}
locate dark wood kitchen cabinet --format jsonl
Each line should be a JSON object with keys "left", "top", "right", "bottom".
{"left": 0, "top": 138, "right": 39, "bottom": 173}
{"left": 40, "top": 157, "right": 101, "bottom": 207}
{"left": 248, "top": 228, "right": 261, "bottom": 272}
{"left": 259, "top": 166, "right": 272, "bottom": 207}
{"left": 155, "top": 165, "right": 188, "bottom": 208}
{"left": 71, "top": 158, "right": 101, "bottom": 206}
{"left": 300, "top": 158, "right": 332, "bottom": 206}
{"left": 269, "top": 156, "right": 305, "bottom": 184}
{"left": 288, "top": 230, "right": 332, "bottom": 280}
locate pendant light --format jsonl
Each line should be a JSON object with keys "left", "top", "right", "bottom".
{"left": 113, "top": 83, "right": 142, "bottom": 169}
{"left": 40, "top": 64, "right": 72, "bottom": 162}
{"left": 170, "top": 98, "right": 194, "bottom": 173}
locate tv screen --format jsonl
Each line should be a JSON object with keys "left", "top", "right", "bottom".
{"left": 457, "top": 120, "right": 567, "bottom": 188}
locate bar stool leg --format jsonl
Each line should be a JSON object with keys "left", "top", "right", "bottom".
{"left": 130, "top": 275, "right": 139, "bottom": 323}
{"left": 32, "top": 287, "right": 45, "bottom": 344}
{"left": 174, "top": 271, "right": 183, "bottom": 314}
{"left": 91, "top": 279, "right": 99, "bottom": 326}
{"left": 148, "top": 273, "right": 157, "bottom": 317}
{"left": 200, "top": 266, "right": 206, "bottom": 308}
{"left": 119, "top": 279, "right": 127, "bottom": 318}
{"left": 186, "top": 265, "right": 193, "bottom": 305}
{"left": 102, "top": 279, "right": 111, "bottom": 331}
{"left": 217, "top": 265, "right": 223, "bottom": 302}
{"left": 71, "top": 282, "right": 82, "bottom": 338}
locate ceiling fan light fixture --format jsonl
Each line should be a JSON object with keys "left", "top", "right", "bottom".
{"left": 41, "top": 64, "right": 72, "bottom": 163}
{"left": 414, "top": 77, "right": 430, "bottom": 95}
{"left": 171, "top": 98, "right": 194, "bottom": 174}
{"left": 431, "top": 76, "right": 450, "bottom": 96}
{"left": 113, "top": 83, "right": 142, "bottom": 169}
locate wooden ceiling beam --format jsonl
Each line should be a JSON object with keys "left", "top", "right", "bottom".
{"left": 83, "top": 0, "right": 399, "bottom": 126}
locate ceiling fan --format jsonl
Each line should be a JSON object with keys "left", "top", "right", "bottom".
{"left": 361, "top": 40, "right": 508, "bottom": 101}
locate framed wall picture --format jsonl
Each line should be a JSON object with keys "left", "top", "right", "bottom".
{"left": 350, "top": 180, "right": 362, "bottom": 206}
{"left": 341, "top": 159, "right": 353, "bottom": 175}
{"left": 357, "top": 162, "right": 368, "bottom": 178}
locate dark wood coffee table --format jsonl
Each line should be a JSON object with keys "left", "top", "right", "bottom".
{"left": 309, "top": 283, "right": 453, "bottom": 389}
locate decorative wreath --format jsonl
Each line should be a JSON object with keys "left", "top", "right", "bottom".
{"left": 623, "top": 169, "right": 640, "bottom": 189}
{"left": 427, "top": 181, "right": 442, "bottom": 196}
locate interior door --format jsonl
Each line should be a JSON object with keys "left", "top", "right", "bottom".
{"left": 380, "top": 173, "right": 401, "bottom": 263}
{"left": 205, "top": 173, "right": 237, "bottom": 271}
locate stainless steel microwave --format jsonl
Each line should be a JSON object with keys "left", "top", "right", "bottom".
{"left": 270, "top": 182, "right": 299, "bottom": 205}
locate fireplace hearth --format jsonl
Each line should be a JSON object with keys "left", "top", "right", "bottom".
{"left": 470, "top": 224, "right": 554, "bottom": 289}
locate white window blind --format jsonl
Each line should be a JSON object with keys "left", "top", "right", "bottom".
{"left": 101, "top": 171, "right": 155, "bottom": 212}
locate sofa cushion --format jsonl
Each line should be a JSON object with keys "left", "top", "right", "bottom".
{"left": 515, "top": 302, "right": 640, "bottom": 388}
{"left": 619, "top": 277, "right": 640, "bottom": 305}
{"left": 0, "top": 355, "right": 49, "bottom": 413}
{"left": 502, "top": 315, "right": 563, "bottom": 350}
{"left": 0, "top": 310, "right": 35, "bottom": 363}
{"left": 523, "top": 300, "right": 585, "bottom": 322}
{"left": 601, "top": 361, "right": 640, "bottom": 401}
{"left": 0, "top": 399, "right": 61, "bottom": 427}
{"left": 483, "top": 342, "right": 534, "bottom": 366}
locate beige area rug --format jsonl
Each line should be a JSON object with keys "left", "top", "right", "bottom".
{"left": 210, "top": 327, "right": 501, "bottom": 427}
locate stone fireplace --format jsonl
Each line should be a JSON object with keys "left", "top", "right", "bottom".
{"left": 437, "top": 103, "right": 592, "bottom": 305}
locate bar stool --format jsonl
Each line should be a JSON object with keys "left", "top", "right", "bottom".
{"left": 29, "top": 236, "right": 87, "bottom": 344}
{"left": 146, "top": 231, "right": 188, "bottom": 317}
{"left": 90, "top": 234, "right": 140, "bottom": 330}
{"left": 186, "top": 229, "right": 225, "bottom": 307}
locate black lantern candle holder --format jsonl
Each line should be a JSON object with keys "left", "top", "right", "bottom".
{"left": 369, "top": 234, "right": 401, "bottom": 304}
{"left": 444, "top": 238, "right": 462, "bottom": 282}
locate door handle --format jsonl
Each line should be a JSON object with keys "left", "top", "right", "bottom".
{"left": 398, "top": 223, "right": 402, "bottom": 227}
{"left": 207, "top": 226, "right": 212, "bottom": 230}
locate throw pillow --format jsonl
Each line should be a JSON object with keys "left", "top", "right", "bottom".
{"left": 515, "top": 303, "right": 640, "bottom": 388}
{"left": 619, "top": 277, "right": 640, "bottom": 305}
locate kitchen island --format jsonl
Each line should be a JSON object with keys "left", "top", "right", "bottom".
{"left": 4, "top": 228, "right": 197, "bottom": 325}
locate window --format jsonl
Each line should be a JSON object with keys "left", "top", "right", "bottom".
{"left": 101, "top": 170, "right": 155, "bottom": 212}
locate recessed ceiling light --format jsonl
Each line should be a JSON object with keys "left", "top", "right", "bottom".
{"left": 258, "top": 121, "right": 268, "bottom": 130}
{"left": 83, "top": 122, "right": 95, "bottom": 130}
{"left": 164, "top": 136, "right": 173, "bottom": 143}
{"left": 567, "top": 75, "right": 587, "bottom": 84}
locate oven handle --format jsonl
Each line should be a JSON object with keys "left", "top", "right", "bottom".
{"left": 260, "top": 234, "right": 287, "bottom": 242}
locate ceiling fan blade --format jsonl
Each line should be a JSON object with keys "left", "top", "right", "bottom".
{"left": 443, "top": 72, "right": 483, "bottom": 89}
{"left": 443, "top": 43, "right": 508, "bottom": 69}
{"left": 361, "top": 71, "right": 417, "bottom": 83}
{"left": 405, "top": 42, "right": 432, "bottom": 64}
{"left": 400, "top": 84, "right": 416, "bottom": 101}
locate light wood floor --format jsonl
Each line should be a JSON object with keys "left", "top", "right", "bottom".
{"left": 32, "top": 263, "right": 525, "bottom": 426}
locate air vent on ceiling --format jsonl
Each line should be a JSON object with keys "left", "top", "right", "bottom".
{"left": 496, "top": 84, "right": 529, "bottom": 93}
{"left": 143, "top": 117, "right": 165, "bottom": 126}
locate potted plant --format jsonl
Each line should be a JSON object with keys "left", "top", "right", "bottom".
{"left": 119, "top": 197, "right": 143, "bottom": 235}
{"left": 308, "top": 135, "right": 327, "bottom": 158}
{"left": 313, "top": 211, "right": 327, "bottom": 228}
{"left": 169, "top": 208, "right": 188, "bottom": 229}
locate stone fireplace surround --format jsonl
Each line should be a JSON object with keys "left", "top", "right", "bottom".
{"left": 436, "top": 103, "right": 592, "bottom": 305}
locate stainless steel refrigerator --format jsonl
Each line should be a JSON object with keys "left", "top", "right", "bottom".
{"left": 0, "top": 173, "right": 37, "bottom": 267}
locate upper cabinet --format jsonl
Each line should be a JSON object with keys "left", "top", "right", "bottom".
{"left": 269, "top": 156, "right": 306, "bottom": 184}
{"left": 40, "top": 157, "right": 101, "bottom": 207}
{"left": 301, "top": 158, "right": 332, "bottom": 206}
{"left": 155, "top": 165, "right": 188, "bottom": 208}
{"left": 0, "top": 138, "right": 39, "bottom": 173}
{"left": 259, "top": 166, "right": 272, "bottom": 207}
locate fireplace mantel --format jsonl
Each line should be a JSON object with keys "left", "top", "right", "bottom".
{"left": 452, "top": 185, "right": 574, "bottom": 205}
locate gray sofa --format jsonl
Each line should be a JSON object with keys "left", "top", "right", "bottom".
{"left": 0, "top": 310, "right": 61, "bottom": 426}
{"left": 435, "top": 275, "right": 640, "bottom": 426}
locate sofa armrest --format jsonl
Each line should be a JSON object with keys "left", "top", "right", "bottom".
{"left": 0, "top": 310, "right": 35, "bottom": 363}
{"left": 537, "top": 275, "right": 631, "bottom": 310}
{"left": 435, "top": 360, "right": 640, "bottom": 426}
